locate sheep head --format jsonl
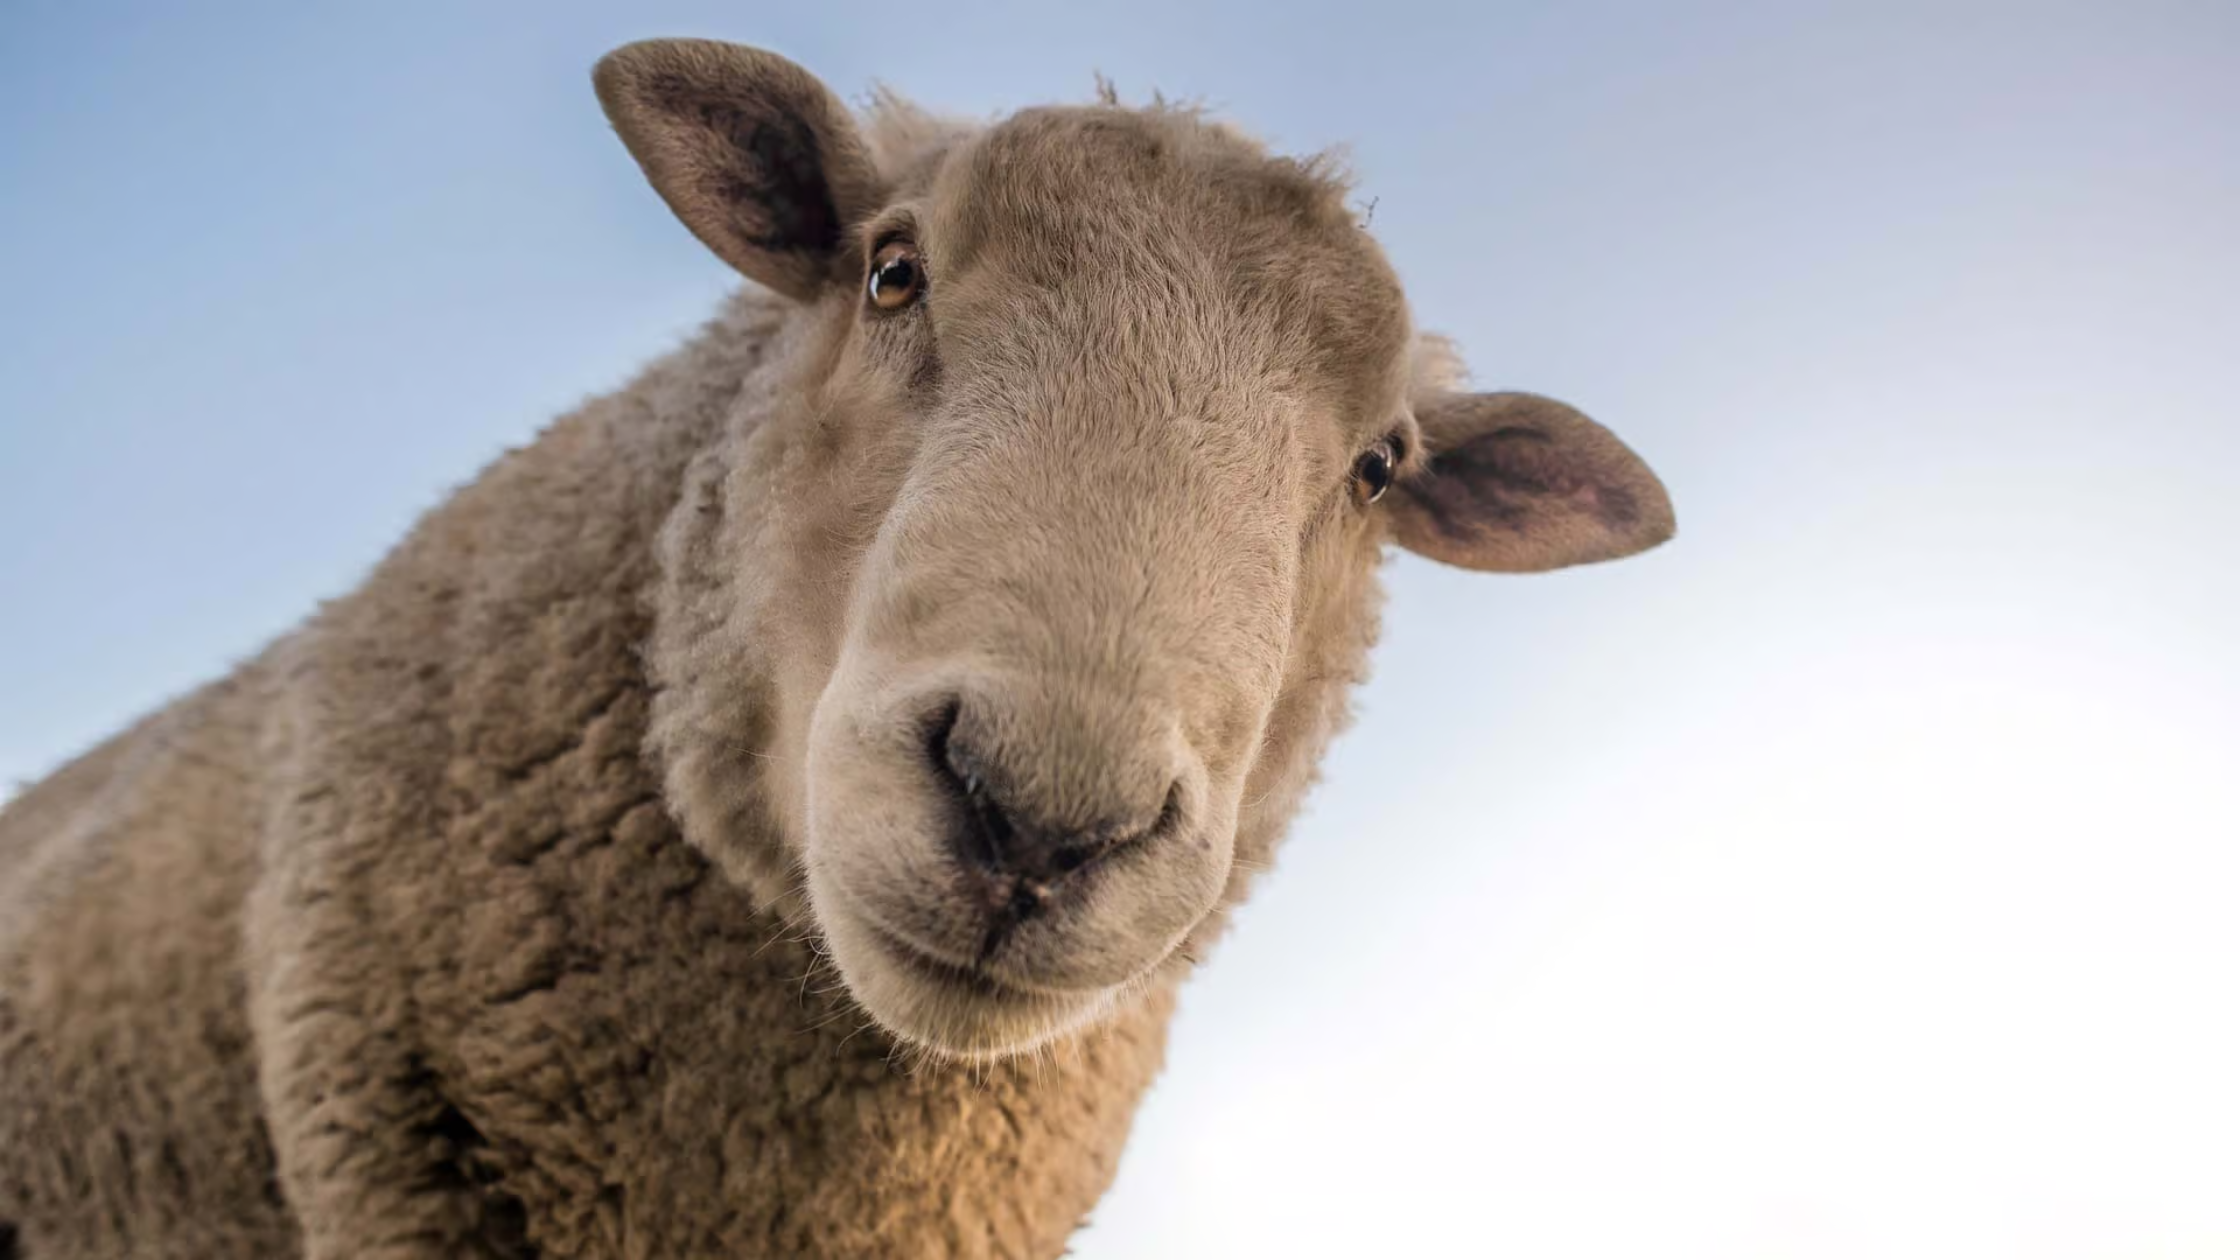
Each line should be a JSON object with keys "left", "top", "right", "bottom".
{"left": 598, "top": 39, "right": 1676, "bottom": 1060}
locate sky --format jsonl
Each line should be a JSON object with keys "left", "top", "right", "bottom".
{"left": 3, "top": 1, "right": 2237, "bottom": 1256}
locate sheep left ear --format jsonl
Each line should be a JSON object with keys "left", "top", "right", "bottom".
{"left": 593, "top": 39, "right": 883, "bottom": 301}
{"left": 1387, "top": 391, "right": 1676, "bottom": 573}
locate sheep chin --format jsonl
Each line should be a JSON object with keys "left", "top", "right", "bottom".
{"left": 806, "top": 872, "right": 1128, "bottom": 1062}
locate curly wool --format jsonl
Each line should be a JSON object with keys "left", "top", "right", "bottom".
{"left": 0, "top": 289, "right": 1210, "bottom": 1258}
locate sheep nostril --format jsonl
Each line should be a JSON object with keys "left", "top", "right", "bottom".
{"left": 1041, "top": 778, "right": 1180, "bottom": 875}
{"left": 923, "top": 701, "right": 1183, "bottom": 891}
{"left": 924, "top": 699, "right": 1010, "bottom": 873}
{"left": 922, "top": 698, "right": 964, "bottom": 787}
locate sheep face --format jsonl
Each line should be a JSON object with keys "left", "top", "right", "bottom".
{"left": 602, "top": 41, "right": 1677, "bottom": 1059}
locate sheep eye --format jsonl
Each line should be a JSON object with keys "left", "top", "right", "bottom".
{"left": 868, "top": 240, "right": 924, "bottom": 311}
{"left": 1352, "top": 438, "right": 1398, "bottom": 506}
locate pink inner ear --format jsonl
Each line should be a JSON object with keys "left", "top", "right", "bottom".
{"left": 1390, "top": 391, "right": 1674, "bottom": 574}
{"left": 1418, "top": 425, "right": 1647, "bottom": 543}
{"left": 595, "top": 40, "right": 882, "bottom": 302}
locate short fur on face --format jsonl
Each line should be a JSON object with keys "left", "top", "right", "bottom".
{"left": 608, "top": 39, "right": 1677, "bottom": 1059}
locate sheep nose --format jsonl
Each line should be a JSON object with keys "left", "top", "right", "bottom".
{"left": 925, "top": 699, "right": 1182, "bottom": 894}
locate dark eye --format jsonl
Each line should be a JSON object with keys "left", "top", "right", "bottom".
{"left": 1352, "top": 437, "right": 1398, "bottom": 506}
{"left": 868, "top": 240, "right": 924, "bottom": 311}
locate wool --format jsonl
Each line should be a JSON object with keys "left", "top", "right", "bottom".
{"left": 0, "top": 40, "right": 1673, "bottom": 1258}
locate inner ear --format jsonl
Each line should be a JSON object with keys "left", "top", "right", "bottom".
{"left": 1387, "top": 391, "right": 1676, "bottom": 573}
{"left": 594, "top": 39, "right": 885, "bottom": 301}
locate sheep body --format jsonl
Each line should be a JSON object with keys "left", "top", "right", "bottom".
{"left": 0, "top": 294, "right": 1175, "bottom": 1258}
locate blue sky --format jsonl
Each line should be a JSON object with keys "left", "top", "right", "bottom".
{"left": 4, "top": 2, "right": 2237, "bottom": 1255}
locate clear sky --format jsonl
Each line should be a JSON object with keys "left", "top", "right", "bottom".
{"left": 3, "top": 2, "right": 2236, "bottom": 1255}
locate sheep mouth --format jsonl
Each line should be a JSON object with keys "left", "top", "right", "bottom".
{"left": 861, "top": 919, "right": 1099, "bottom": 1004}
{"left": 865, "top": 922, "right": 1017, "bottom": 998}
{"left": 813, "top": 873, "right": 1180, "bottom": 1058}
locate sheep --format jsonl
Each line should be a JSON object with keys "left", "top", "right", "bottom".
{"left": 0, "top": 38, "right": 1675, "bottom": 1260}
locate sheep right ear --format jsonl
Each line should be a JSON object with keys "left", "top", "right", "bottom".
{"left": 594, "top": 39, "right": 884, "bottom": 301}
{"left": 1387, "top": 391, "right": 1676, "bottom": 572}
